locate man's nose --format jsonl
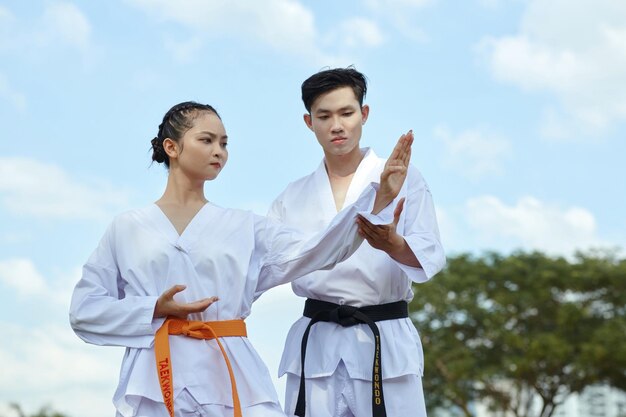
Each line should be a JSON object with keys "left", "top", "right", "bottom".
{"left": 331, "top": 117, "right": 343, "bottom": 132}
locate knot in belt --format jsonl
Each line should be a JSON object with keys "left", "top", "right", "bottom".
{"left": 296, "top": 299, "right": 409, "bottom": 417}
{"left": 155, "top": 317, "right": 247, "bottom": 417}
{"left": 327, "top": 305, "right": 362, "bottom": 327}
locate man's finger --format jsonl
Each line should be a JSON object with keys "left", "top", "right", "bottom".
{"left": 357, "top": 216, "right": 377, "bottom": 234}
{"left": 358, "top": 216, "right": 389, "bottom": 240}
{"left": 393, "top": 197, "right": 406, "bottom": 225}
{"left": 402, "top": 133, "right": 413, "bottom": 166}
{"left": 358, "top": 223, "right": 380, "bottom": 242}
{"left": 392, "top": 135, "right": 408, "bottom": 166}
{"left": 382, "top": 166, "right": 407, "bottom": 177}
{"left": 388, "top": 133, "right": 406, "bottom": 163}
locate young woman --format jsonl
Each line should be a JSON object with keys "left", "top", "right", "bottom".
{"left": 69, "top": 101, "right": 412, "bottom": 417}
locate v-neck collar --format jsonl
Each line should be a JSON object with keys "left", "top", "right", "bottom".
{"left": 149, "top": 202, "right": 212, "bottom": 251}
{"left": 314, "top": 147, "right": 379, "bottom": 216}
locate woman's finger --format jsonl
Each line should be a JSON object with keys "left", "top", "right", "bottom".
{"left": 182, "top": 297, "right": 219, "bottom": 314}
{"left": 163, "top": 284, "right": 186, "bottom": 299}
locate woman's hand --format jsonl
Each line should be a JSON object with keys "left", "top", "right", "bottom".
{"left": 153, "top": 284, "right": 218, "bottom": 319}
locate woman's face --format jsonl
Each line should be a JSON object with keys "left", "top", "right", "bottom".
{"left": 171, "top": 111, "right": 228, "bottom": 181}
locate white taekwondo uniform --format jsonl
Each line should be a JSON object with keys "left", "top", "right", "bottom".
{"left": 268, "top": 148, "right": 445, "bottom": 417}
{"left": 69, "top": 184, "right": 391, "bottom": 417}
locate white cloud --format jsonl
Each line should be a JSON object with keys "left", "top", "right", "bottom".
{"left": 0, "top": 258, "right": 79, "bottom": 307}
{"left": 41, "top": 1, "right": 92, "bottom": 52}
{"left": 539, "top": 107, "right": 571, "bottom": 140}
{"left": 364, "top": 0, "right": 432, "bottom": 42}
{"left": 0, "top": 2, "right": 92, "bottom": 58}
{"left": 464, "top": 195, "right": 604, "bottom": 255}
{"left": 0, "top": 262, "right": 119, "bottom": 417}
{"left": 0, "top": 72, "right": 26, "bottom": 111}
{"left": 129, "top": 0, "right": 388, "bottom": 64}
{"left": 336, "top": 18, "right": 385, "bottom": 48}
{"left": 478, "top": 0, "right": 626, "bottom": 135}
{"left": 0, "top": 157, "right": 129, "bottom": 220}
{"left": 0, "top": 6, "right": 15, "bottom": 50}
{"left": 366, "top": 0, "right": 434, "bottom": 8}
{"left": 0, "top": 321, "right": 121, "bottom": 417}
{"left": 435, "top": 126, "right": 512, "bottom": 180}
{"left": 164, "top": 35, "right": 205, "bottom": 63}
{"left": 0, "top": 260, "right": 116, "bottom": 416}
{"left": 0, "top": 258, "right": 47, "bottom": 296}
{"left": 476, "top": 0, "right": 515, "bottom": 9}
{"left": 129, "top": 0, "right": 333, "bottom": 64}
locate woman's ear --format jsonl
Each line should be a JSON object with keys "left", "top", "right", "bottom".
{"left": 163, "top": 138, "right": 179, "bottom": 160}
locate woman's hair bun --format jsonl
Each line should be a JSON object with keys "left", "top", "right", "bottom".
{"left": 151, "top": 136, "right": 167, "bottom": 164}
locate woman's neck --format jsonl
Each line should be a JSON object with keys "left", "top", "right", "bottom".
{"left": 157, "top": 169, "right": 207, "bottom": 206}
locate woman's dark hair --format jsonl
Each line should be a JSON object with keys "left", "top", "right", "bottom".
{"left": 151, "top": 101, "right": 220, "bottom": 167}
{"left": 301, "top": 67, "right": 368, "bottom": 113}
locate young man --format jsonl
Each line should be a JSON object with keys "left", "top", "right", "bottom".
{"left": 267, "top": 68, "right": 446, "bottom": 417}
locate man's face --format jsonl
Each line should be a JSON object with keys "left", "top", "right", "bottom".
{"left": 304, "top": 86, "right": 369, "bottom": 158}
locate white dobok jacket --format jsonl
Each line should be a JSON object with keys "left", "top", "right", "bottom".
{"left": 268, "top": 148, "right": 446, "bottom": 381}
{"left": 69, "top": 184, "right": 392, "bottom": 416}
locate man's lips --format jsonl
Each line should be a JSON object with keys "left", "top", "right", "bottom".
{"left": 331, "top": 137, "right": 347, "bottom": 143}
{"left": 210, "top": 162, "right": 222, "bottom": 168}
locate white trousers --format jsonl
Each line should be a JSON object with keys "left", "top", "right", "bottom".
{"left": 284, "top": 362, "right": 427, "bottom": 417}
{"left": 116, "top": 388, "right": 287, "bottom": 417}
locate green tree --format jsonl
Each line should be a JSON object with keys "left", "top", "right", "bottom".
{"left": 410, "top": 251, "right": 626, "bottom": 417}
{"left": 3, "top": 403, "right": 69, "bottom": 417}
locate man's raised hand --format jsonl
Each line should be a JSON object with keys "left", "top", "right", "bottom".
{"left": 372, "top": 130, "right": 413, "bottom": 214}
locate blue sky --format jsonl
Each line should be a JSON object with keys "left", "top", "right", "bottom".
{"left": 1, "top": 1, "right": 625, "bottom": 416}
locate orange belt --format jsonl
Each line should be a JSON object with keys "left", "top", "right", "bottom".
{"left": 154, "top": 317, "right": 247, "bottom": 417}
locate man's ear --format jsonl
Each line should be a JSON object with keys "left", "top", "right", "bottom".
{"left": 361, "top": 104, "right": 370, "bottom": 125}
{"left": 163, "top": 138, "right": 179, "bottom": 159}
{"left": 303, "top": 113, "right": 313, "bottom": 131}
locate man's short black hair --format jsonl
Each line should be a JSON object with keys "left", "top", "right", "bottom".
{"left": 301, "top": 67, "right": 368, "bottom": 112}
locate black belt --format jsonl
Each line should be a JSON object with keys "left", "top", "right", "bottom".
{"left": 295, "top": 299, "right": 409, "bottom": 417}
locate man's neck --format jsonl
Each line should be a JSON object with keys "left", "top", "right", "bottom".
{"left": 324, "top": 147, "right": 364, "bottom": 178}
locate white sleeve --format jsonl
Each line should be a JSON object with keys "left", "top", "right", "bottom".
{"left": 393, "top": 168, "right": 446, "bottom": 282}
{"left": 255, "top": 183, "right": 394, "bottom": 295}
{"left": 266, "top": 191, "right": 284, "bottom": 221}
{"left": 69, "top": 222, "right": 161, "bottom": 348}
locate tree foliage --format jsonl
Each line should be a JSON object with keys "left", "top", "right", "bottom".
{"left": 3, "top": 403, "right": 69, "bottom": 417}
{"left": 410, "top": 251, "right": 626, "bottom": 417}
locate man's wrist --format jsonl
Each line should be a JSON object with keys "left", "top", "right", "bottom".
{"left": 385, "top": 234, "right": 405, "bottom": 258}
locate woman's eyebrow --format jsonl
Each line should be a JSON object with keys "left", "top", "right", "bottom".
{"left": 197, "top": 130, "right": 228, "bottom": 139}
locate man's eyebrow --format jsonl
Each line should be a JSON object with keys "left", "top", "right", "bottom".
{"left": 314, "top": 105, "right": 357, "bottom": 114}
